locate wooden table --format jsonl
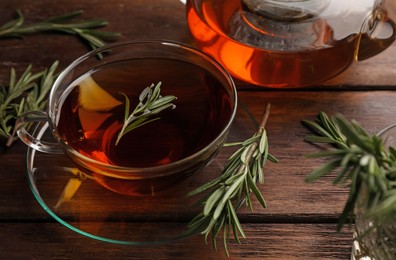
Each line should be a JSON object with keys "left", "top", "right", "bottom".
{"left": 1, "top": 1, "right": 395, "bottom": 259}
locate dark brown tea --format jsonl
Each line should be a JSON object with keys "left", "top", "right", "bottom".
{"left": 56, "top": 58, "right": 233, "bottom": 169}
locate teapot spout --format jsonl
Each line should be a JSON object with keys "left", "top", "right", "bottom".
{"left": 355, "top": 1, "right": 396, "bottom": 61}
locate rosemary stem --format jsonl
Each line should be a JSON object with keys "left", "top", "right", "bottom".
{"left": 236, "top": 103, "right": 271, "bottom": 171}
{"left": 6, "top": 134, "right": 17, "bottom": 147}
{"left": 6, "top": 120, "right": 20, "bottom": 147}
{"left": 232, "top": 103, "right": 271, "bottom": 208}
{"left": 258, "top": 103, "right": 271, "bottom": 132}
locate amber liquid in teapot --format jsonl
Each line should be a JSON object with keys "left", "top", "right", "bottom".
{"left": 186, "top": 0, "right": 396, "bottom": 87}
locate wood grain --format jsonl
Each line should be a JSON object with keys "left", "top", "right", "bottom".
{"left": 0, "top": 90, "right": 391, "bottom": 259}
{"left": 1, "top": 91, "right": 394, "bottom": 218}
{"left": 0, "top": 223, "right": 353, "bottom": 259}
{"left": 0, "top": 0, "right": 395, "bottom": 89}
{"left": 0, "top": 0, "right": 395, "bottom": 258}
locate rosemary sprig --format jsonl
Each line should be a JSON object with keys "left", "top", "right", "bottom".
{"left": 302, "top": 112, "right": 396, "bottom": 230}
{"left": 187, "top": 104, "right": 278, "bottom": 256}
{"left": 0, "top": 10, "right": 120, "bottom": 53}
{"left": 115, "top": 82, "right": 177, "bottom": 145}
{"left": 0, "top": 62, "right": 59, "bottom": 147}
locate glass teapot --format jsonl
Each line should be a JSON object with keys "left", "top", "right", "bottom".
{"left": 185, "top": 0, "right": 396, "bottom": 88}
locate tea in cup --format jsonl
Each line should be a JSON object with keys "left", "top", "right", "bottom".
{"left": 17, "top": 41, "right": 237, "bottom": 196}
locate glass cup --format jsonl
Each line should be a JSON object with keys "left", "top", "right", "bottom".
{"left": 17, "top": 40, "right": 237, "bottom": 196}
{"left": 353, "top": 124, "right": 396, "bottom": 260}
{"left": 185, "top": 0, "right": 396, "bottom": 88}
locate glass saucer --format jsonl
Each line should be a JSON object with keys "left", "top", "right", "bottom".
{"left": 26, "top": 105, "right": 257, "bottom": 245}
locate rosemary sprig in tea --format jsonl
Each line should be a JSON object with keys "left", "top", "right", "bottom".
{"left": 0, "top": 62, "right": 58, "bottom": 147}
{"left": 302, "top": 112, "right": 396, "bottom": 230}
{"left": 0, "top": 10, "right": 120, "bottom": 52}
{"left": 187, "top": 104, "right": 278, "bottom": 256}
{"left": 115, "top": 82, "right": 177, "bottom": 145}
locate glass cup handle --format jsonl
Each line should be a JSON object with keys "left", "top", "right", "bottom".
{"left": 16, "top": 111, "right": 63, "bottom": 154}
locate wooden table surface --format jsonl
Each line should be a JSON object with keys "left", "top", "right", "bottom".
{"left": 1, "top": 1, "right": 395, "bottom": 259}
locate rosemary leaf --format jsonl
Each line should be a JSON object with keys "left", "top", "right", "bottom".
{"left": 247, "top": 171, "right": 267, "bottom": 207}
{"left": 0, "top": 10, "right": 23, "bottom": 31}
{"left": 0, "top": 10, "right": 121, "bottom": 52}
{"left": 45, "top": 10, "right": 83, "bottom": 23}
{"left": 228, "top": 200, "right": 245, "bottom": 239}
{"left": 305, "top": 159, "right": 342, "bottom": 182}
{"left": 204, "top": 188, "right": 225, "bottom": 216}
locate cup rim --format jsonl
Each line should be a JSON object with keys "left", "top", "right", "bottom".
{"left": 378, "top": 123, "right": 396, "bottom": 136}
{"left": 48, "top": 40, "right": 238, "bottom": 176}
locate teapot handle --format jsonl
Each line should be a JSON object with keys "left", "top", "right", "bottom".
{"left": 16, "top": 111, "right": 63, "bottom": 154}
{"left": 355, "top": 4, "right": 396, "bottom": 61}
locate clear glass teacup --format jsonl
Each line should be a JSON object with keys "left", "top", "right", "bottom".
{"left": 17, "top": 40, "right": 237, "bottom": 196}
{"left": 353, "top": 124, "right": 396, "bottom": 259}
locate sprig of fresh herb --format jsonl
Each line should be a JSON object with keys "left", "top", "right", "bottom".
{"left": 0, "top": 62, "right": 59, "bottom": 147}
{"left": 187, "top": 104, "right": 278, "bottom": 256}
{"left": 115, "top": 82, "right": 177, "bottom": 145}
{"left": 0, "top": 10, "right": 120, "bottom": 53}
{"left": 302, "top": 112, "right": 396, "bottom": 230}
